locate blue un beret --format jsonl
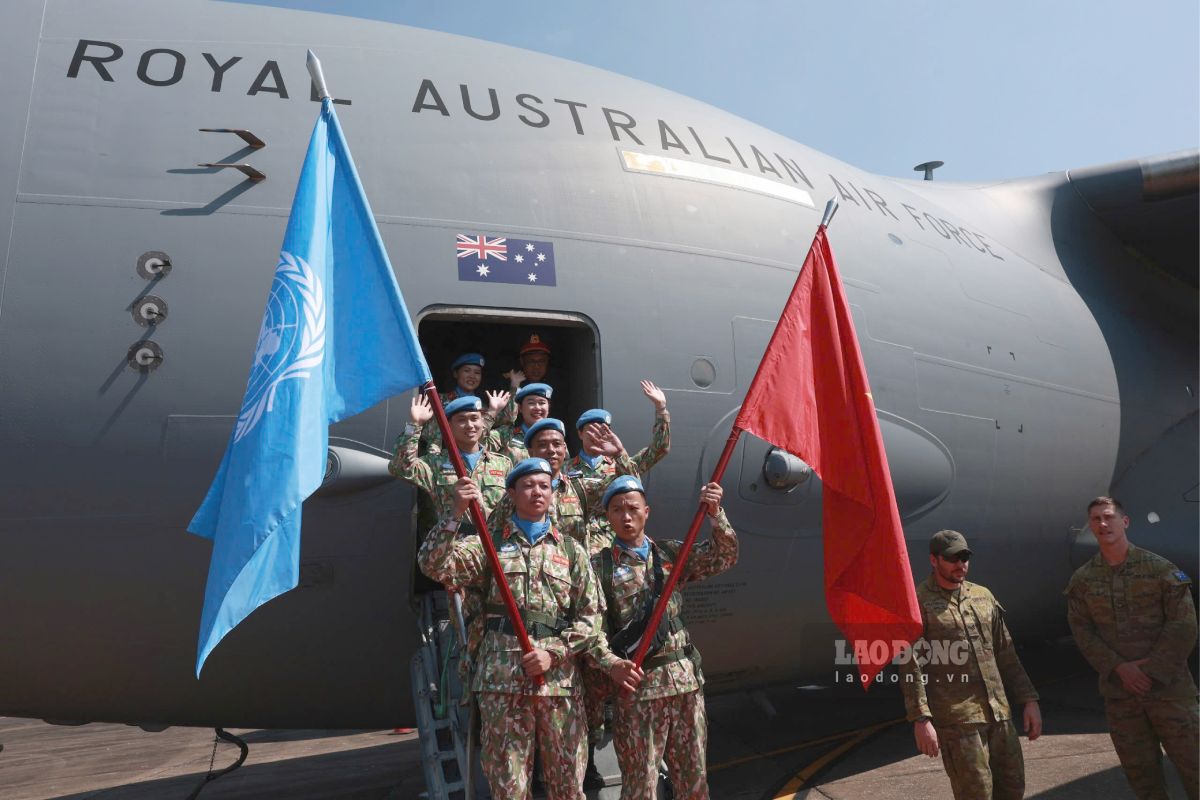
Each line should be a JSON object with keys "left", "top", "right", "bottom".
{"left": 602, "top": 475, "right": 646, "bottom": 509}
{"left": 525, "top": 418, "right": 566, "bottom": 444}
{"left": 506, "top": 457, "right": 554, "bottom": 488}
{"left": 515, "top": 383, "right": 553, "bottom": 403}
{"left": 576, "top": 408, "right": 613, "bottom": 430}
{"left": 444, "top": 395, "right": 483, "bottom": 418}
{"left": 451, "top": 352, "right": 485, "bottom": 371}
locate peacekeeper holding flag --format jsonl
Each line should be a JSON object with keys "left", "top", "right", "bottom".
{"left": 587, "top": 475, "right": 738, "bottom": 800}
{"left": 389, "top": 393, "right": 512, "bottom": 526}
{"left": 418, "top": 458, "right": 641, "bottom": 800}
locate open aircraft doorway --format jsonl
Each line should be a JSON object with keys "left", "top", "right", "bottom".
{"left": 417, "top": 307, "right": 601, "bottom": 455}
{"left": 406, "top": 307, "right": 601, "bottom": 595}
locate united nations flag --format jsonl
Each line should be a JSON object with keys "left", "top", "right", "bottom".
{"left": 188, "top": 97, "right": 431, "bottom": 676}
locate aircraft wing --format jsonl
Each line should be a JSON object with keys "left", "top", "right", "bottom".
{"left": 1066, "top": 149, "right": 1199, "bottom": 287}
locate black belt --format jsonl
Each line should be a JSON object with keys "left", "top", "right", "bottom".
{"left": 484, "top": 606, "right": 571, "bottom": 639}
{"left": 644, "top": 643, "right": 700, "bottom": 671}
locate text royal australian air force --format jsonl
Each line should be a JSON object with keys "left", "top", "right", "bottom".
{"left": 65, "top": 39, "right": 1006, "bottom": 262}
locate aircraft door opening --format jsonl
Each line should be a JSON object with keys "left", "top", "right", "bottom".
{"left": 407, "top": 307, "right": 600, "bottom": 596}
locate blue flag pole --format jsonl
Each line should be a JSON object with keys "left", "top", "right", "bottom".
{"left": 188, "top": 55, "right": 431, "bottom": 676}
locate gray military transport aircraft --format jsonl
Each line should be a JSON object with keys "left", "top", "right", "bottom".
{"left": 1, "top": 0, "right": 1196, "bottom": 792}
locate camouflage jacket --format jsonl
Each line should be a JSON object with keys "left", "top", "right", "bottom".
{"left": 899, "top": 577, "right": 1039, "bottom": 725}
{"left": 484, "top": 419, "right": 533, "bottom": 464}
{"left": 565, "top": 410, "right": 671, "bottom": 488}
{"left": 1065, "top": 545, "right": 1197, "bottom": 699}
{"left": 588, "top": 510, "right": 737, "bottom": 700}
{"left": 389, "top": 424, "right": 512, "bottom": 524}
{"left": 418, "top": 516, "right": 607, "bottom": 696}
{"left": 485, "top": 465, "right": 628, "bottom": 547}
{"left": 418, "top": 389, "right": 479, "bottom": 455}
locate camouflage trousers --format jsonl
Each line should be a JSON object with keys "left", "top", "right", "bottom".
{"left": 935, "top": 719, "right": 1024, "bottom": 800}
{"left": 1105, "top": 694, "right": 1199, "bottom": 800}
{"left": 613, "top": 689, "right": 708, "bottom": 800}
{"left": 476, "top": 691, "right": 587, "bottom": 800}
{"left": 581, "top": 661, "right": 613, "bottom": 744}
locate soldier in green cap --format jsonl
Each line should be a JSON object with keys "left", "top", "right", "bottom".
{"left": 899, "top": 529, "right": 1042, "bottom": 800}
{"left": 1065, "top": 496, "right": 1198, "bottom": 800}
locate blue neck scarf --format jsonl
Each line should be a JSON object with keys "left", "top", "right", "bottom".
{"left": 579, "top": 450, "right": 603, "bottom": 469}
{"left": 513, "top": 515, "right": 551, "bottom": 546}
{"left": 455, "top": 385, "right": 475, "bottom": 399}
{"left": 616, "top": 536, "right": 651, "bottom": 562}
{"left": 461, "top": 450, "right": 482, "bottom": 472}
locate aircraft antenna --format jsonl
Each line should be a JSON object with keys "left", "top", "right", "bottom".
{"left": 913, "top": 160, "right": 944, "bottom": 180}
{"left": 306, "top": 49, "right": 330, "bottom": 100}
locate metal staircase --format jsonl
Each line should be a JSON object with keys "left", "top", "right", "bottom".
{"left": 411, "top": 591, "right": 482, "bottom": 799}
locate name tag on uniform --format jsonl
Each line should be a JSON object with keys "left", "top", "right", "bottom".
{"left": 551, "top": 554, "right": 570, "bottom": 567}
{"left": 488, "top": 469, "right": 505, "bottom": 478}
{"left": 560, "top": 495, "right": 578, "bottom": 506}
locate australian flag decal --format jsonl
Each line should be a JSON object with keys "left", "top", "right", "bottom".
{"left": 456, "top": 234, "right": 557, "bottom": 286}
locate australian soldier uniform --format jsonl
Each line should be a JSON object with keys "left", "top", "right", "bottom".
{"left": 899, "top": 531, "right": 1039, "bottom": 800}
{"left": 589, "top": 476, "right": 738, "bottom": 800}
{"left": 1066, "top": 545, "right": 1198, "bottom": 800}
{"left": 418, "top": 458, "right": 605, "bottom": 800}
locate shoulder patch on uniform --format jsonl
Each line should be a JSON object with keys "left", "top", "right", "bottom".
{"left": 1170, "top": 570, "right": 1192, "bottom": 584}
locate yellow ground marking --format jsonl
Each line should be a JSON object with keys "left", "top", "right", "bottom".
{"left": 708, "top": 716, "right": 903, "bottom": 773}
{"left": 771, "top": 717, "right": 904, "bottom": 799}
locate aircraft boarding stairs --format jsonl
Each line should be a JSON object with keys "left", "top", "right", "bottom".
{"left": 410, "top": 591, "right": 629, "bottom": 799}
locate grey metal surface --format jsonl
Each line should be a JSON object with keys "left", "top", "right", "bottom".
{"left": 0, "top": 0, "right": 1194, "bottom": 740}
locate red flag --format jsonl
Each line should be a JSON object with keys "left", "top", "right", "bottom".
{"left": 734, "top": 227, "right": 921, "bottom": 684}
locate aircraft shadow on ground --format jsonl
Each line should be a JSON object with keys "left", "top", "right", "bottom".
{"left": 46, "top": 739, "right": 424, "bottom": 800}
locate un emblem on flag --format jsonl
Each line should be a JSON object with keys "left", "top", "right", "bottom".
{"left": 234, "top": 251, "right": 326, "bottom": 443}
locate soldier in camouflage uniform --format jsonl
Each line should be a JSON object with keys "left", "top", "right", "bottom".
{"left": 486, "top": 382, "right": 554, "bottom": 464}
{"left": 899, "top": 530, "right": 1042, "bottom": 800}
{"left": 568, "top": 381, "right": 672, "bottom": 566}
{"left": 486, "top": 418, "right": 634, "bottom": 545}
{"left": 588, "top": 475, "right": 738, "bottom": 800}
{"left": 421, "top": 352, "right": 487, "bottom": 455}
{"left": 511, "top": 417, "right": 641, "bottom": 788}
{"left": 567, "top": 380, "right": 671, "bottom": 486}
{"left": 418, "top": 460, "right": 640, "bottom": 800}
{"left": 1065, "top": 496, "right": 1198, "bottom": 800}
{"left": 459, "top": 419, "right": 632, "bottom": 695}
{"left": 389, "top": 393, "right": 512, "bottom": 526}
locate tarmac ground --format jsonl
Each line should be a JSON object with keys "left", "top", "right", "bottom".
{"left": 1, "top": 639, "right": 1192, "bottom": 799}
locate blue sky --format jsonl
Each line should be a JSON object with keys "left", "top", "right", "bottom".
{"left": 241, "top": 0, "right": 1198, "bottom": 182}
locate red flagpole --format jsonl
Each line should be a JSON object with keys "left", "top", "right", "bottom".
{"left": 422, "top": 381, "right": 543, "bottom": 687}
{"left": 630, "top": 206, "right": 839, "bottom": 673}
